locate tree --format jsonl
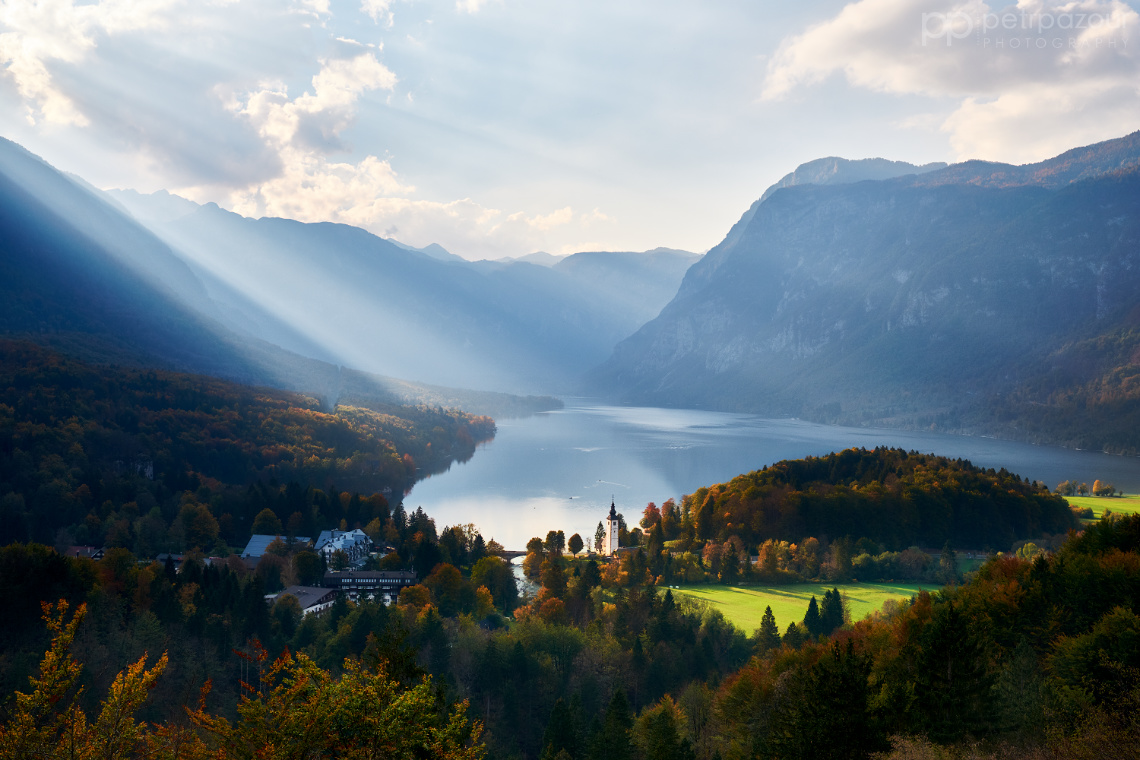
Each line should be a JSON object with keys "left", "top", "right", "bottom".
{"left": 765, "top": 641, "right": 879, "bottom": 760}
{"left": 471, "top": 556, "right": 518, "bottom": 612}
{"left": 641, "top": 502, "right": 661, "bottom": 530}
{"left": 589, "top": 689, "right": 633, "bottom": 760}
{"left": 568, "top": 533, "right": 584, "bottom": 556}
{"left": 293, "top": 550, "right": 324, "bottom": 586}
{"left": 186, "top": 646, "right": 485, "bottom": 759}
{"left": 180, "top": 502, "right": 220, "bottom": 550}
{"left": 938, "top": 541, "right": 958, "bottom": 584}
{"left": 632, "top": 695, "right": 695, "bottom": 760}
{"left": 803, "top": 596, "right": 823, "bottom": 639}
{"left": 251, "top": 508, "right": 284, "bottom": 536}
{"left": 1094, "top": 480, "right": 1116, "bottom": 497}
{"left": 425, "top": 563, "right": 475, "bottom": 617}
{"left": 540, "top": 698, "right": 578, "bottom": 760}
{"left": 782, "top": 622, "right": 805, "bottom": 650}
{"left": 595, "top": 522, "right": 606, "bottom": 554}
{"left": 908, "top": 600, "right": 994, "bottom": 742}
{"left": 0, "top": 600, "right": 169, "bottom": 760}
{"left": 540, "top": 558, "right": 568, "bottom": 600}
{"left": 470, "top": 533, "right": 487, "bottom": 563}
{"left": 719, "top": 542, "right": 739, "bottom": 585}
{"left": 757, "top": 606, "right": 781, "bottom": 653}
{"left": 819, "top": 589, "right": 845, "bottom": 636}
{"left": 331, "top": 549, "right": 351, "bottom": 571}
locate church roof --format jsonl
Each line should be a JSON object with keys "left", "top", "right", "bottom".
{"left": 608, "top": 500, "right": 617, "bottom": 519}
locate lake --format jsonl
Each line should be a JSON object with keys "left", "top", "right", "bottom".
{"left": 405, "top": 403, "right": 1140, "bottom": 549}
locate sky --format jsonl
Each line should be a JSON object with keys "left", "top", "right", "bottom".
{"left": 1, "top": 0, "right": 1138, "bottom": 260}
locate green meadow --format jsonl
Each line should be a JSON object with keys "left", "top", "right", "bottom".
{"left": 670, "top": 581, "right": 930, "bottom": 635}
{"left": 1066, "top": 494, "right": 1140, "bottom": 520}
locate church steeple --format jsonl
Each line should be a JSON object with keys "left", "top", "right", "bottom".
{"left": 605, "top": 498, "right": 619, "bottom": 555}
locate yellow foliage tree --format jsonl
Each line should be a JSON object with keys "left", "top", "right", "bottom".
{"left": 0, "top": 601, "right": 485, "bottom": 760}
{"left": 0, "top": 600, "right": 167, "bottom": 760}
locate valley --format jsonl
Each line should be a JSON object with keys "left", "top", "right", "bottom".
{"left": 2, "top": 124, "right": 1140, "bottom": 760}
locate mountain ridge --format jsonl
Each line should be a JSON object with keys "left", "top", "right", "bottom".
{"left": 591, "top": 130, "right": 1140, "bottom": 452}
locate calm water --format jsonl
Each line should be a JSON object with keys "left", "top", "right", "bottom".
{"left": 405, "top": 403, "right": 1140, "bottom": 549}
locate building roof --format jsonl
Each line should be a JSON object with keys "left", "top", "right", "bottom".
{"left": 323, "top": 570, "right": 416, "bottom": 581}
{"left": 609, "top": 500, "right": 618, "bottom": 520}
{"left": 241, "top": 534, "right": 311, "bottom": 558}
{"left": 273, "top": 586, "right": 336, "bottom": 611}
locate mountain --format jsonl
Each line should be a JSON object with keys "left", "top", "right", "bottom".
{"left": 553, "top": 248, "right": 702, "bottom": 329}
{"left": 107, "top": 190, "right": 699, "bottom": 394}
{"left": 0, "top": 137, "right": 557, "bottom": 418}
{"left": 591, "top": 131, "right": 1140, "bottom": 452}
{"left": 758, "top": 156, "right": 947, "bottom": 202}
{"left": 511, "top": 251, "right": 567, "bottom": 267}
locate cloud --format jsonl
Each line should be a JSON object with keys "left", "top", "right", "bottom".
{"left": 762, "top": 0, "right": 1140, "bottom": 161}
{"left": 0, "top": 0, "right": 183, "bottom": 125}
{"left": 512, "top": 206, "right": 573, "bottom": 231}
{"left": 455, "top": 0, "right": 490, "bottom": 14}
{"left": 361, "top": 0, "right": 394, "bottom": 26}
{"left": 0, "top": 0, "right": 628, "bottom": 259}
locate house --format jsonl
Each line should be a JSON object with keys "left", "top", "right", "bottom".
{"left": 314, "top": 529, "right": 371, "bottom": 563}
{"left": 155, "top": 553, "right": 185, "bottom": 572}
{"left": 270, "top": 586, "right": 338, "bottom": 617}
{"left": 322, "top": 570, "right": 417, "bottom": 603}
{"left": 65, "top": 546, "right": 104, "bottom": 560}
{"left": 241, "top": 534, "right": 312, "bottom": 559}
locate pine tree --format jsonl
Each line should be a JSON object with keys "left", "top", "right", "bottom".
{"left": 909, "top": 600, "right": 994, "bottom": 742}
{"left": 765, "top": 641, "right": 880, "bottom": 760}
{"left": 590, "top": 689, "right": 633, "bottom": 760}
{"left": 758, "top": 606, "right": 781, "bottom": 652}
{"left": 541, "top": 698, "right": 578, "bottom": 760}
{"left": 820, "top": 589, "right": 844, "bottom": 636}
{"left": 803, "top": 596, "right": 822, "bottom": 639}
{"left": 783, "top": 622, "right": 805, "bottom": 650}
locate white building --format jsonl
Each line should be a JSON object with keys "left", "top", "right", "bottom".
{"left": 605, "top": 500, "right": 620, "bottom": 556}
{"left": 314, "top": 529, "right": 371, "bottom": 563}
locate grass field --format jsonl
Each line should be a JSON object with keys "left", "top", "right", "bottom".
{"left": 670, "top": 582, "right": 930, "bottom": 635}
{"left": 1066, "top": 494, "right": 1140, "bottom": 520}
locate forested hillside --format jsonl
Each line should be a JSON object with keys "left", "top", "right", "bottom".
{"left": 5, "top": 508, "right": 1140, "bottom": 759}
{"left": 0, "top": 340, "right": 494, "bottom": 552}
{"left": 670, "top": 448, "right": 1076, "bottom": 552}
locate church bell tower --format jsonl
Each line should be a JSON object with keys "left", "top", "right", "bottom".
{"left": 605, "top": 499, "right": 620, "bottom": 555}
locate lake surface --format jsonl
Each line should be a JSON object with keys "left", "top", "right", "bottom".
{"left": 405, "top": 403, "right": 1140, "bottom": 549}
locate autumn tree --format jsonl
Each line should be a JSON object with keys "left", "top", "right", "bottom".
{"left": 0, "top": 600, "right": 168, "bottom": 760}
{"left": 186, "top": 646, "right": 485, "bottom": 759}
{"left": 251, "top": 508, "right": 284, "bottom": 536}
{"left": 568, "top": 533, "right": 584, "bottom": 556}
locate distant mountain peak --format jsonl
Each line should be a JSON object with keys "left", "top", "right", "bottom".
{"left": 760, "top": 156, "right": 948, "bottom": 202}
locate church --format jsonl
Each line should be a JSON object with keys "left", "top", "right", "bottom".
{"left": 604, "top": 499, "right": 620, "bottom": 556}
